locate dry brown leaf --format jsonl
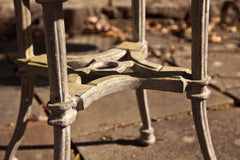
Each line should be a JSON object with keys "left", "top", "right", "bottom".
{"left": 168, "top": 44, "right": 175, "bottom": 52}
{"left": 111, "top": 26, "right": 123, "bottom": 33}
{"left": 101, "top": 135, "right": 113, "bottom": 141}
{"left": 8, "top": 122, "right": 16, "bottom": 127}
{"left": 118, "top": 33, "right": 127, "bottom": 42}
{"left": 86, "top": 16, "right": 98, "bottom": 24}
{"left": 87, "top": 23, "right": 96, "bottom": 31}
{"left": 161, "top": 28, "right": 169, "bottom": 34}
{"left": 75, "top": 153, "right": 81, "bottom": 160}
{"left": 170, "top": 24, "right": 179, "bottom": 31}
{"left": 210, "top": 33, "right": 222, "bottom": 43}
{"left": 103, "top": 23, "right": 111, "bottom": 32}
{"left": 208, "top": 53, "right": 215, "bottom": 59}
{"left": 154, "top": 23, "right": 163, "bottom": 31}
{"left": 102, "top": 30, "right": 118, "bottom": 37}
{"left": 226, "top": 26, "right": 238, "bottom": 33}
{"left": 96, "top": 23, "right": 102, "bottom": 31}
{"left": 226, "top": 43, "right": 236, "bottom": 50}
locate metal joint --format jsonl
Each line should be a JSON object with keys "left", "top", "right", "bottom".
{"left": 186, "top": 76, "right": 211, "bottom": 100}
{"left": 47, "top": 98, "right": 77, "bottom": 127}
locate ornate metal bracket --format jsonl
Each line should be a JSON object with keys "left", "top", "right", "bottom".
{"left": 47, "top": 98, "right": 77, "bottom": 127}
{"left": 17, "top": 41, "right": 212, "bottom": 119}
{"left": 17, "top": 41, "right": 195, "bottom": 112}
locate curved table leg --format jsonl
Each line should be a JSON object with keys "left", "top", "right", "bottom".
{"left": 136, "top": 88, "right": 156, "bottom": 145}
{"left": 192, "top": 100, "right": 217, "bottom": 160}
{"left": 5, "top": 76, "right": 35, "bottom": 160}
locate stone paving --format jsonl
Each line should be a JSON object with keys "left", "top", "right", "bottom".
{"left": 73, "top": 108, "right": 240, "bottom": 160}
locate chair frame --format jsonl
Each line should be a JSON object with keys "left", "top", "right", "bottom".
{"left": 5, "top": 0, "right": 217, "bottom": 160}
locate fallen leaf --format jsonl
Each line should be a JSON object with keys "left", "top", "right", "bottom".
{"left": 86, "top": 16, "right": 98, "bottom": 24}
{"left": 8, "top": 122, "right": 16, "bottom": 127}
{"left": 102, "top": 30, "right": 118, "bottom": 37}
{"left": 96, "top": 23, "right": 102, "bottom": 31}
{"left": 168, "top": 44, "right": 175, "bottom": 52}
{"left": 170, "top": 24, "right": 179, "bottom": 31}
{"left": 226, "top": 43, "right": 237, "bottom": 50}
{"left": 75, "top": 153, "right": 81, "bottom": 160}
{"left": 208, "top": 53, "right": 215, "bottom": 59}
{"left": 116, "top": 122, "right": 125, "bottom": 127}
{"left": 151, "top": 117, "right": 158, "bottom": 122}
{"left": 101, "top": 135, "right": 113, "bottom": 141}
{"left": 210, "top": 33, "right": 222, "bottom": 43}
{"left": 103, "top": 23, "right": 111, "bottom": 32}
{"left": 229, "top": 26, "right": 237, "bottom": 33}
{"left": 161, "top": 28, "right": 169, "bottom": 34}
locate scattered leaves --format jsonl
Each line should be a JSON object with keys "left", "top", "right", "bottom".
{"left": 208, "top": 53, "right": 215, "bottom": 59}
{"left": 151, "top": 117, "right": 163, "bottom": 122}
{"left": 167, "top": 44, "right": 175, "bottom": 52}
{"left": 161, "top": 28, "right": 169, "bottom": 34}
{"left": 146, "top": 20, "right": 163, "bottom": 31}
{"left": 219, "top": 106, "right": 226, "bottom": 110}
{"left": 8, "top": 122, "right": 16, "bottom": 127}
{"left": 226, "top": 43, "right": 237, "bottom": 50}
{"left": 209, "top": 33, "right": 222, "bottom": 43}
{"left": 101, "top": 135, "right": 113, "bottom": 141}
{"left": 114, "top": 122, "right": 125, "bottom": 130}
{"left": 86, "top": 16, "right": 98, "bottom": 24}
{"left": 187, "top": 111, "right": 193, "bottom": 116}
{"left": 83, "top": 16, "right": 129, "bottom": 43}
{"left": 75, "top": 153, "right": 81, "bottom": 160}
{"left": 151, "top": 117, "right": 158, "bottom": 122}
{"left": 226, "top": 26, "right": 238, "bottom": 33}
{"left": 212, "top": 74, "right": 219, "bottom": 79}
{"left": 164, "top": 116, "right": 173, "bottom": 121}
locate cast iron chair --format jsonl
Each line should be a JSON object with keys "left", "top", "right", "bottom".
{"left": 5, "top": 0, "right": 217, "bottom": 159}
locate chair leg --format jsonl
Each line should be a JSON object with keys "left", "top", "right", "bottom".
{"left": 136, "top": 88, "right": 156, "bottom": 145}
{"left": 53, "top": 126, "right": 71, "bottom": 160}
{"left": 191, "top": 100, "right": 217, "bottom": 160}
{"left": 5, "top": 76, "right": 35, "bottom": 160}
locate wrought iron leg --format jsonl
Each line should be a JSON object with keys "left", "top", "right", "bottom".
{"left": 5, "top": 76, "right": 35, "bottom": 160}
{"left": 36, "top": 0, "right": 74, "bottom": 159}
{"left": 191, "top": 100, "right": 217, "bottom": 160}
{"left": 136, "top": 88, "right": 156, "bottom": 145}
{"left": 53, "top": 126, "right": 71, "bottom": 160}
